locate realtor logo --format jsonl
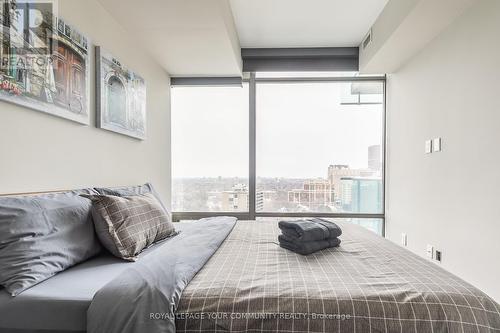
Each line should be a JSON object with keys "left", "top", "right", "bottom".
{"left": 1, "top": 0, "right": 58, "bottom": 55}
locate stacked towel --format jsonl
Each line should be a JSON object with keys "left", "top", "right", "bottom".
{"left": 279, "top": 218, "right": 342, "bottom": 241}
{"left": 278, "top": 218, "right": 342, "bottom": 255}
{"left": 278, "top": 234, "right": 341, "bottom": 255}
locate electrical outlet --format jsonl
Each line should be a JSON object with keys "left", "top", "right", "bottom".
{"left": 432, "top": 138, "right": 442, "bottom": 152}
{"left": 425, "top": 140, "right": 433, "bottom": 154}
{"left": 435, "top": 250, "right": 442, "bottom": 262}
{"left": 426, "top": 244, "right": 434, "bottom": 259}
{"left": 401, "top": 233, "right": 407, "bottom": 246}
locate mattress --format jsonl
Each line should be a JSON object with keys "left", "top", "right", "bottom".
{"left": 0, "top": 222, "right": 193, "bottom": 333}
{"left": 175, "top": 220, "right": 500, "bottom": 332}
{"left": 0, "top": 254, "right": 129, "bottom": 333}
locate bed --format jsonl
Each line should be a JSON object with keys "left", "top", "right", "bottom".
{"left": 175, "top": 220, "right": 500, "bottom": 332}
{"left": 0, "top": 219, "right": 499, "bottom": 333}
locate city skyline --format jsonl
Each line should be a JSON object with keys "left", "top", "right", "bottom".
{"left": 173, "top": 144, "right": 382, "bottom": 212}
{"left": 172, "top": 158, "right": 383, "bottom": 234}
{"left": 173, "top": 143, "right": 382, "bottom": 181}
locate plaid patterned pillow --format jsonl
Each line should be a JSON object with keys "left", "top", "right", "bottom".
{"left": 83, "top": 193, "right": 176, "bottom": 260}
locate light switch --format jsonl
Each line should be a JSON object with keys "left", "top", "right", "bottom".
{"left": 432, "top": 138, "right": 442, "bottom": 152}
{"left": 425, "top": 140, "right": 433, "bottom": 154}
{"left": 426, "top": 244, "right": 434, "bottom": 259}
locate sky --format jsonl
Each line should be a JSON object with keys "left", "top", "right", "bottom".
{"left": 171, "top": 81, "right": 383, "bottom": 179}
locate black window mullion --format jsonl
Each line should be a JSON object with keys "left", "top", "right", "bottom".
{"left": 248, "top": 72, "right": 257, "bottom": 220}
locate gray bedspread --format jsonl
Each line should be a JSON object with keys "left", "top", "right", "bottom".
{"left": 176, "top": 220, "right": 500, "bottom": 333}
{"left": 86, "top": 216, "right": 236, "bottom": 333}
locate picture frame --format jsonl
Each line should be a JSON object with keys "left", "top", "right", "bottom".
{"left": 95, "top": 46, "right": 147, "bottom": 140}
{"left": 0, "top": 2, "right": 91, "bottom": 124}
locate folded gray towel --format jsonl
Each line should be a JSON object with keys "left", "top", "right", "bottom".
{"left": 278, "top": 234, "right": 341, "bottom": 255}
{"left": 278, "top": 218, "right": 342, "bottom": 242}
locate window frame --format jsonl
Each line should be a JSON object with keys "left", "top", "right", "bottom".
{"left": 171, "top": 73, "right": 387, "bottom": 236}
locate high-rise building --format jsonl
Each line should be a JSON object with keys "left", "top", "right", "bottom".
{"left": 368, "top": 145, "right": 382, "bottom": 171}
{"left": 328, "top": 164, "right": 373, "bottom": 203}
{"left": 288, "top": 179, "right": 334, "bottom": 211}
{"left": 340, "top": 177, "right": 383, "bottom": 213}
{"left": 220, "top": 183, "right": 265, "bottom": 212}
{"left": 221, "top": 184, "right": 249, "bottom": 211}
{"left": 256, "top": 190, "right": 278, "bottom": 211}
{"left": 256, "top": 191, "right": 264, "bottom": 212}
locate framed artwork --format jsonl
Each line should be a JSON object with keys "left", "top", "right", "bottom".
{"left": 95, "top": 46, "right": 146, "bottom": 140}
{"left": 0, "top": 1, "right": 90, "bottom": 124}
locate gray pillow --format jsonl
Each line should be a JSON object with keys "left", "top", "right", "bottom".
{"left": 94, "top": 183, "right": 169, "bottom": 214}
{"left": 0, "top": 189, "right": 102, "bottom": 296}
{"left": 83, "top": 193, "right": 176, "bottom": 261}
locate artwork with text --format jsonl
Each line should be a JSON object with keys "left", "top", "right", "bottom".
{"left": 0, "top": 0, "right": 90, "bottom": 124}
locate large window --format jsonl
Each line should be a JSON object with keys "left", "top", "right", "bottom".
{"left": 171, "top": 74, "right": 385, "bottom": 234}
{"left": 256, "top": 81, "right": 384, "bottom": 215}
{"left": 171, "top": 84, "right": 249, "bottom": 212}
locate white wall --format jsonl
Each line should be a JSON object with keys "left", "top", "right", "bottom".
{"left": 359, "top": 0, "right": 478, "bottom": 74}
{"left": 386, "top": 0, "right": 500, "bottom": 301}
{"left": 0, "top": 0, "right": 171, "bottom": 205}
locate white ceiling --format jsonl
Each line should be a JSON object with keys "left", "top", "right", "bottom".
{"left": 98, "top": 0, "right": 242, "bottom": 76}
{"left": 230, "top": 0, "right": 388, "bottom": 48}
{"left": 98, "top": 0, "right": 388, "bottom": 76}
